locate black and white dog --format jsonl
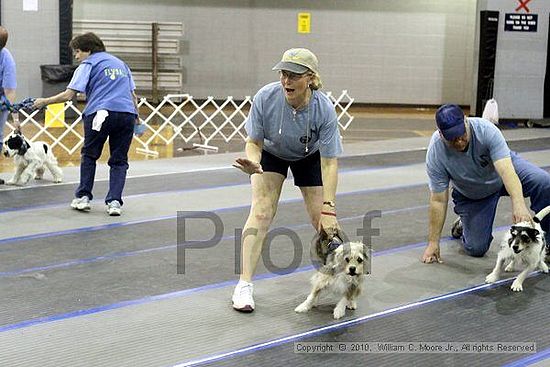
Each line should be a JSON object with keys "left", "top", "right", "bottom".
{"left": 485, "top": 205, "right": 550, "bottom": 291}
{"left": 3, "top": 130, "right": 63, "bottom": 185}
{"left": 295, "top": 229, "right": 370, "bottom": 319}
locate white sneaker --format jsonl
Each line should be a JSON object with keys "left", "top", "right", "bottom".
{"left": 70, "top": 196, "right": 91, "bottom": 211}
{"left": 232, "top": 281, "right": 254, "bottom": 313}
{"left": 107, "top": 200, "right": 122, "bottom": 216}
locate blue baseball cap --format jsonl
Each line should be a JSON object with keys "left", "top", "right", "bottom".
{"left": 435, "top": 104, "right": 466, "bottom": 140}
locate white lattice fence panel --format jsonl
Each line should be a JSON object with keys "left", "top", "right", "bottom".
{"left": 6, "top": 101, "right": 85, "bottom": 155}
{"left": 326, "top": 90, "right": 355, "bottom": 130}
{"left": 6, "top": 91, "right": 354, "bottom": 156}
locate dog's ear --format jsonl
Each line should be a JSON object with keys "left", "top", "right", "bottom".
{"left": 311, "top": 231, "right": 330, "bottom": 270}
{"left": 525, "top": 227, "right": 540, "bottom": 242}
{"left": 319, "top": 227, "right": 330, "bottom": 242}
{"left": 6, "top": 135, "right": 21, "bottom": 150}
{"left": 315, "top": 228, "right": 339, "bottom": 259}
{"left": 310, "top": 232, "right": 321, "bottom": 259}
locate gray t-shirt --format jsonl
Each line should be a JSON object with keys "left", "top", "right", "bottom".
{"left": 426, "top": 117, "right": 510, "bottom": 199}
{"left": 245, "top": 82, "right": 343, "bottom": 161}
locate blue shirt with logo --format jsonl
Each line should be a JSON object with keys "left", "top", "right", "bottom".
{"left": 426, "top": 117, "right": 510, "bottom": 200}
{"left": 245, "top": 82, "right": 343, "bottom": 161}
{"left": 68, "top": 52, "right": 136, "bottom": 116}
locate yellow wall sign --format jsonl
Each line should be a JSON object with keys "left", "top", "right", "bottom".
{"left": 298, "top": 12, "right": 311, "bottom": 34}
{"left": 45, "top": 103, "right": 65, "bottom": 128}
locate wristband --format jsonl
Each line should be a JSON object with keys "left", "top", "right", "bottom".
{"left": 321, "top": 211, "right": 337, "bottom": 217}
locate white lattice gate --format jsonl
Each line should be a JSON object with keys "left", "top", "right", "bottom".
{"left": 7, "top": 91, "right": 354, "bottom": 156}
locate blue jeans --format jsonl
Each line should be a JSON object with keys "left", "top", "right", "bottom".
{"left": 76, "top": 111, "right": 135, "bottom": 205}
{"left": 452, "top": 152, "right": 550, "bottom": 257}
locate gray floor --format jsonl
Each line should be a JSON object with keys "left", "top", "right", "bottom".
{"left": 0, "top": 127, "right": 550, "bottom": 367}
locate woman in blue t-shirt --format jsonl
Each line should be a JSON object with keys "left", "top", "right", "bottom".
{"left": 231, "top": 48, "right": 343, "bottom": 313}
{"left": 0, "top": 26, "right": 18, "bottom": 185}
{"left": 34, "top": 32, "right": 142, "bottom": 216}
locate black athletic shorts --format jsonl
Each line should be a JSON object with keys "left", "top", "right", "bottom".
{"left": 260, "top": 149, "right": 322, "bottom": 187}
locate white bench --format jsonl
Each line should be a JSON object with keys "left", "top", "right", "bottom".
{"left": 133, "top": 72, "right": 182, "bottom": 91}
{"left": 73, "top": 19, "right": 184, "bottom": 96}
{"left": 73, "top": 20, "right": 183, "bottom": 38}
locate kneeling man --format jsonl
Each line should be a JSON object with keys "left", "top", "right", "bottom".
{"left": 422, "top": 104, "right": 550, "bottom": 263}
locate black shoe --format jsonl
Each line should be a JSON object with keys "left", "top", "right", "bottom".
{"left": 0, "top": 178, "right": 5, "bottom": 185}
{"left": 451, "top": 217, "right": 463, "bottom": 239}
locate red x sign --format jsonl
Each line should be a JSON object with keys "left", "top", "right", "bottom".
{"left": 515, "top": 0, "right": 531, "bottom": 13}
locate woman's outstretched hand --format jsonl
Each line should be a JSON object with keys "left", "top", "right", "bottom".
{"left": 233, "top": 158, "right": 263, "bottom": 175}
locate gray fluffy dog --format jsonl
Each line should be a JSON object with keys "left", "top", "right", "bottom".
{"left": 295, "top": 229, "right": 370, "bottom": 319}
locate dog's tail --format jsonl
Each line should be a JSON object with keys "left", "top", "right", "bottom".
{"left": 534, "top": 205, "right": 550, "bottom": 224}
